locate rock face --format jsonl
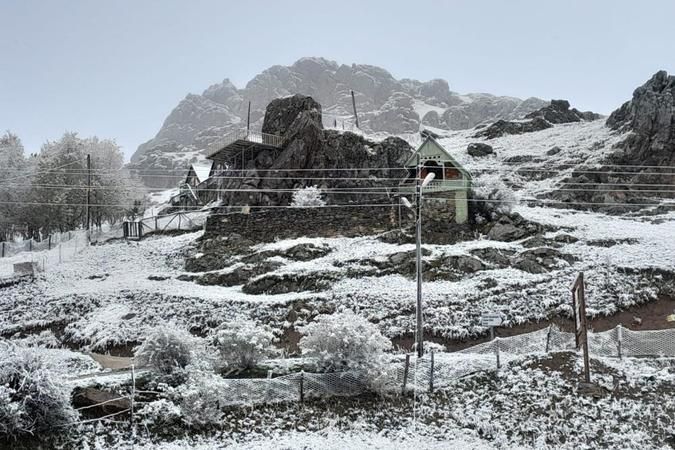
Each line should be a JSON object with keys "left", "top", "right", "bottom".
{"left": 475, "top": 99, "right": 600, "bottom": 140}
{"left": 216, "top": 95, "right": 411, "bottom": 207}
{"left": 130, "top": 57, "right": 548, "bottom": 187}
{"left": 551, "top": 71, "right": 675, "bottom": 210}
{"left": 525, "top": 99, "right": 601, "bottom": 123}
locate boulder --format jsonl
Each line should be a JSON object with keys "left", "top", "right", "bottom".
{"left": 486, "top": 213, "right": 544, "bottom": 242}
{"left": 469, "top": 248, "right": 514, "bottom": 268}
{"left": 546, "top": 146, "right": 562, "bottom": 156}
{"left": 525, "top": 99, "right": 601, "bottom": 124}
{"left": 467, "top": 143, "right": 494, "bottom": 157}
{"left": 512, "top": 247, "right": 575, "bottom": 274}
{"left": 262, "top": 94, "right": 323, "bottom": 137}
{"left": 443, "top": 255, "right": 485, "bottom": 273}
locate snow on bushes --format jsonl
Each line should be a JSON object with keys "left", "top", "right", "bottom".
{"left": 299, "top": 310, "right": 391, "bottom": 372}
{"left": 174, "top": 371, "right": 230, "bottom": 428}
{"left": 211, "top": 320, "right": 275, "bottom": 371}
{"left": 291, "top": 186, "right": 326, "bottom": 207}
{"left": 470, "top": 173, "right": 518, "bottom": 222}
{"left": 0, "top": 344, "right": 77, "bottom": 440}
{"left": 135, "top": 326, "right": 197, "bottom": 375}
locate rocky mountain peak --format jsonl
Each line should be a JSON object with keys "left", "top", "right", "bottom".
{"left": 129, "top": 57, "right": 550, "bottom": 187}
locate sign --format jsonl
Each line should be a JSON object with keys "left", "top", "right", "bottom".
{"left": 571, "top": 272, "right": 591, "bottom": 383}
{"left": 667, "top": 314, "right": 675, "bottom": 323}
{"left": 480, "top": 313, "right": 503, "bottom": 328}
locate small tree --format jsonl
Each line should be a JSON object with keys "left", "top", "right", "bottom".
{"left": 291, "top": 186, "right": 326, "bottom": 207}
{"left": 299, "top": 311, "right": 391, "bottom": 372}
{"left": 212, "top": 320, "right": 275, "bottom": 371}
{"left": 0, "top": 345, "right": 77, "bottom": 440}
{"left": 135, "top": 326, "right": 195, "bottom": 375}
{"left": 471, "top": 173, "right": 518, "bottom": 223}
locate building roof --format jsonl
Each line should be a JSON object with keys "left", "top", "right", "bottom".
{"left": 189, "top": 161, "right": 213, "bottom": 184}
{"left": 405, "top": 136, "right": 472, "bottom": 180}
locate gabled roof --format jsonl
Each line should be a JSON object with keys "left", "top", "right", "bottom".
{"left": 187, "top": 161, "right": 213, "bottom": 184}
{"left": 405, "top": 136, "right": 472, "bottom": 180}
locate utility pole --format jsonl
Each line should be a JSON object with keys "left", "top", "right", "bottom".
{"left": 415, "top": 153, "right": 423, "bottom": 358}
{"left": 351, "top": 90, "right": 360, "bottom": 129}
{"left": 246, "top": 101, "right": 251, "bottom": 134}
{"left": 86, "top": 154, "right": 91, "bottom": 242}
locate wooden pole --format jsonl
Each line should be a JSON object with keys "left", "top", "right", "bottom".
{"left": 545, "top": 324, "right": 552, "bottom": 353}
{"left": 299, "top": 371, "right": 304, "bottom": 404}
{"left": 246, "top": 101, "right": 251, "bottom": 133}
{"left": 617, "top": 325, "right": 623, "bottom": 359}
{"left": 402, "top": 354, "right": 410, "bottom": 394}
{"left": 1, "top": 242, "right": 4, "bottom": 258}
{"left": 351, "top": 90, "right": 360, "bottom": 129}
{"left": 429, "top": 351, "right": 435, "bottom": 393}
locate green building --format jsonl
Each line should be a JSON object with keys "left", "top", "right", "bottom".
{"left": 400, "top": 136, "right": 472, "bottom": 224}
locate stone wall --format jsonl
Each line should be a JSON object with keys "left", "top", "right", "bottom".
{"left": 205, "top": 196, "right": 473, "bottom": 244}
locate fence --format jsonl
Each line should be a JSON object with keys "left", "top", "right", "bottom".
{"left": 69, "top": 325, "right": 675, "bottom": 419}
{"left": 136, "top": 211, "right": 209, "bottom": 236}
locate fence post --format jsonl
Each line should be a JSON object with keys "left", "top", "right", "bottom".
{"left": 129, "top": 364, "right": 135, "bottom": 441}
{"left": 495, "top": 338, "right": 501, "bottom": 369}
{"left": 154, "top": 217, "right": 158, "bottom": 231}
{"left": 29, "top": 239, "right": 32, "bottom": 252}
{"left": 48, "top": 235, "right": 52, "bottom": 250}
{"left": 545, "top": 324, "right": 552, "bottom": 353}
{"left": 59, "top": 244, "right": 62, "bottom": 264}
{"left": 617, "top": 325, "right": 623, "bottom": 359}
{"left": 299, "top": 371, "right": 304, "bottom": 405}
{"left": 402, "top": 354, "right": 410, "bottom": 394}
{"left": 1, "top": 242, "right": 4, "bottom": 258}
{"left": 429, "top": 351, "right": 435, "bottom": 393}
{"left": 178, "top": 214, "right": 182, "bottom": 231}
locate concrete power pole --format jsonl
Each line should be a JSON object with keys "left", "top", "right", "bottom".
{"left": 86, "top": 154, "right": 91, "bottom": 242}
{"left": 415, "top": 153, "right": 423, "bottom": 358}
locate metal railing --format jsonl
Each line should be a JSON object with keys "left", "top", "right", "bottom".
{"left": 207, "top": 129, "right": 283, "bottom": 158}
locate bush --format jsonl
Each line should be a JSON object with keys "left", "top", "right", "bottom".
{"left": 174, "top": 371, "right": 229, "bottom": 428}
{"left": 136, "top": 399, "right": 182, "bottom": 429}
{"left": 470, "top": 173, "right": 518, "bottom": 222}
{"left": 135, "top": 326, "right": 195, "bottom": 375}
{"left": 291, "top": 186, "right": 326, "bottom": 207}
{"left": 212, "top": 320, "right": 275, "bottom": 371}
{"left": 0, "top": 345, "right": 77, "bottom": 440}
{"left": 299, "top": 311, "right": 391, "bottom": 372}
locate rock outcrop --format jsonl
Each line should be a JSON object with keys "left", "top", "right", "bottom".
{"left": 216, "top": 95, "right": 411, "bottom": 207}
{"left": 551, "top": 71, "right": 675, "bottom": 211}
{"left": 129, "top": 57, "right": 548, "bottom": 186}
{"left": 474, "top": 99, "right": 600, "bottom": 140}
{"left": 467, "top": 143, "right": 494, "bottom": 157}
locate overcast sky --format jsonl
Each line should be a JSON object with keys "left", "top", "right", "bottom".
{"left": 1, "top": 0, "right": 674, "bottom": 160}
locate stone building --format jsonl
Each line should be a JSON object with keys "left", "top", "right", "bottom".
{"left": 399, "top": 136, "right": 471, "bottom": 224}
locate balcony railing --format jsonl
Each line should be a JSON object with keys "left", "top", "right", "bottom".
{"left": 207, "top": 129, "right": 283, "bottom": 157}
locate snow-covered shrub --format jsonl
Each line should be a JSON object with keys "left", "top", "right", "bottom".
{"left": 212, "top": 320, "right": 275, "bottom": 370}
{"left": 291, "top": 186, "right": 325, "bottom": 207}
{"left": 136, "top": 399, "right": 182, "bottom": 428}
{"left": 299, "top": 311, "right": 392, "bottom": 372}
{"left": 471, "top": 173, "right": 518, "bottom": 222}
{"left": 174, "top": 371, "right": 229, "bottom": 428}
{"left": 0, "top": 345, "right": 77, "bottom": 440}
{"left": 135, "top": 326, "right": 195, "bottom": 375}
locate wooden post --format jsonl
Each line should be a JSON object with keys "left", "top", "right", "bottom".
{"left": 129, "top": 364, "right": 135, "bottom": 440}
{"left": 48, "top": 235, "right": 52, "bottom": 250}
{"left": 617, "top": 325, "right": 623, "bottom": 359}
{"left": 351, "top": 90, "right": 360, "bottom": 129}
{"left": 29, "top": 239, "right": 32, "bottom": 252}
{"left": 402, "top": 354, "right": 410, "bottom": 394}
{"left": 1, "top": 242, "right": 4, "bottom": 258}
{"left": 59, "top": 244, "right": 62, "bottom": 264}
{"left": 178, "top": 214, "right": 182, "bottom": 231}
{"left": 299, "top": 371, "right": 304, "bottom": 404}
{"left": 154, "top": 217, "right": 158, "bottom": 231}
{"left": 246, "top": 101, "right": 251, "bottom": 133}
{"left": 545, "top": 324, "right": 552, "bottom": 353}
{"left": 429, "top": 351, "right": 435, "bottom": 393}
{"left": 490, "top": 327, "right": 501, "bottom": 369}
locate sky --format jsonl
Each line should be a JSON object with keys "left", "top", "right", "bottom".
{"left": 1, "top": 0, "right": 674, "bottom": 161}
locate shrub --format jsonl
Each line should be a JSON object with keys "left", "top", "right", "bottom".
{"left": 0, "top": 344, "right": 77, "bottom": 440}
{"left": 174, "top": 371, "right": 229, "bottom": 428}
{"left": 291, "top": 186, "right": 326, "bottom": 207}
{"left": 299, "top": 311, "right": 391, "bottom": 372}
{"left": 135, "top": 326, "right": 195, "bottom": 375}
{"left": 471, "top": 173, "right": 518, "bottom": 222}
{"left": 212, "top": 320, "right": 275, "bottom": 371}
{"left": 136, "top": 399, "right": 182, "bottom": 428}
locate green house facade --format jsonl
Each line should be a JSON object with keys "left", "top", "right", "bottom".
{"left": 400, "top": 136, "right": 472, "bottom": 224}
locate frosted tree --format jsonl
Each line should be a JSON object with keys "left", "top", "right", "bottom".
{"left": 470, "top": 173, "right": 518, "bottom": 223}
{"left": 0, "top": 132, "right": 28, "bottom": 241}
{"left": 211, "top": 320, "right": 275, "bottom": 371}
{"left": 291, "top": 185, "right": 326, "bottom": 207}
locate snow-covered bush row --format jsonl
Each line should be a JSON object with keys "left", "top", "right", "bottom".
{"left": 0, "top": 344, "right": 77, "bottom": 440}
{"left": 211, "top": 320, "right": 275, "bottom": 371}
{"left": 291, "top": 186, "right": 326, "bottom": 207}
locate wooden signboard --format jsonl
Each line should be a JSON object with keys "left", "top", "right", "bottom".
{"left": 571, "top": 272, "right": 590, "bottom": 383}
